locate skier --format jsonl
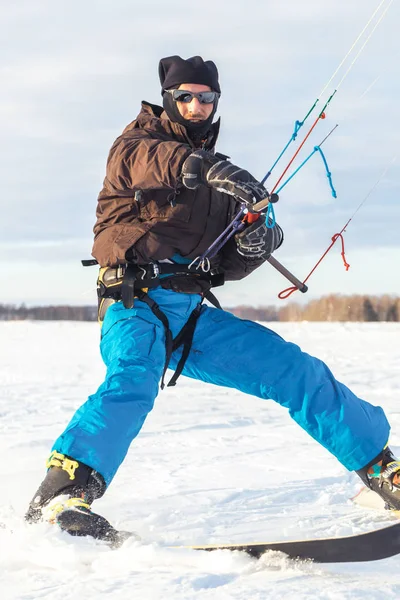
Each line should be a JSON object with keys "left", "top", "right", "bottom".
{"left": 26, "top": 55, "right": 400, "bottom": 541}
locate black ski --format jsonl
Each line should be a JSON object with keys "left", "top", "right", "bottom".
{"left": 50, "top": 508, "right": 400, "bottom": 562}
{"left": 182, "top": 521, "right": 400, "bottom": 563}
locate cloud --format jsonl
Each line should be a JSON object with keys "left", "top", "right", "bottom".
{"left": 0, "top": 0, "right": 399, "bottom": 304}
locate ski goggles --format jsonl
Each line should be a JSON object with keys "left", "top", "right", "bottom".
{"left": 165, "top": 89, "right": 220, "bottom": 104}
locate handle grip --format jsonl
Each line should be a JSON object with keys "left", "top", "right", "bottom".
{"left": 244, "top": 192, "right": 279, "bottom": 224}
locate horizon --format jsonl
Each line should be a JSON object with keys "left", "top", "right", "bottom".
{"left": 1, "top": 291, "right": 399, "bottom": 312}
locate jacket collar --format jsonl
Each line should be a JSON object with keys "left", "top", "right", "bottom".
{"left": 138, "top": 101, "right": 220, "bottom": 150}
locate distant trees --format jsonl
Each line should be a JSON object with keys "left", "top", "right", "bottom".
{"left": 228, "top": 295, "right": 400, "bottom": 322}
{"left": 0, "top": 304, "right": 97, "bottom": 321}
{"left": 228, "top": 305, "right": 279, "bottom": 321}
{"left": 0, "top": 295, "right": 399, "bottom": 322}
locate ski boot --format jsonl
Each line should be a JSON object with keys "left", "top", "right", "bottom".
{"left": 25, "top": 451, "right": 128, "bottom": 547}
{"left": 356, "top": 446, "right": 400, "bottom": 511}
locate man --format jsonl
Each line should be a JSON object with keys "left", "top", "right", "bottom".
{"left": 26, "top": 55, "right": 400, "bottom": 542}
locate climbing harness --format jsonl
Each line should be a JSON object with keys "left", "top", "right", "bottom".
{"left": 82, "top": 260, "right": 223, "bottom": 388}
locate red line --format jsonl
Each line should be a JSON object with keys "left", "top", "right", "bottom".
{"left": 271, "top": 115, "right": 322, "bottom": 194}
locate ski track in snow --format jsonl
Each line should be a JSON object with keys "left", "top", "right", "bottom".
{"left": 1, "top": 320, "right": 400, "bottom": 600}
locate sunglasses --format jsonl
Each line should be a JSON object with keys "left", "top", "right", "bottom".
{"left": 165, "top": 89, "right": 220, "bottom": 104}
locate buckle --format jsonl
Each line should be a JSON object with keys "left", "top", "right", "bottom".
{"left": 139, "top": 263, "right": 159, "bottom": 280}
{"left": 150, "top": 263, "right": 160, "bottom": 279}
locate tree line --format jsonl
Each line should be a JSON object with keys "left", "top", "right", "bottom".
{"left": 0, "top": 304, "right": 97, "bottom": 321}
{"left": 231, "top": 295, "right": 400, "bottom": 322}
{"left": 0, "top": 295, "right": 399, "bottom": 322}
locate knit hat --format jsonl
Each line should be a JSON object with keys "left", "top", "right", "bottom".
{"left": 159, "top": 55, "right": 221, "bottom": 94}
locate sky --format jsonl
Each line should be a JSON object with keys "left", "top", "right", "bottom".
{"left": 1, "top": 0, "right": 399, "bottom": 307}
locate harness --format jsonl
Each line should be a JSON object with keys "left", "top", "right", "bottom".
{"left": 83, "top": 260, "right": 224, "bottom": 388}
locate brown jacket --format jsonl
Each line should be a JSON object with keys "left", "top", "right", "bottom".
{"left": 92, "top": 102, "right": 265, "bottom": 282}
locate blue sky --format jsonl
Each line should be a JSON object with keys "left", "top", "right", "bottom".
{"left": 1, "top": 0, "right": 399, "bottom": 307}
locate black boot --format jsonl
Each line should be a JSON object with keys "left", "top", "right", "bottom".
{"left": 25, "top": 451, "right": 125, "bottom": 545}
{"left": 356, "top": 446, "right": 400, "bottom": 511}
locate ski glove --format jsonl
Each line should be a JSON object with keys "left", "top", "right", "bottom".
{"left": 235, "top": 215, "right": 284, "bottom": 259}
{"left": 181, "top": 150, "right": 270, "bottom": 205}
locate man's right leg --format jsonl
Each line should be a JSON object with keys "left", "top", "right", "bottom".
{"left": 26, "top": 301, "right": 166, "bottom": 536}
{"left": 52, "top": 303, "right": 166, "bottom": 485}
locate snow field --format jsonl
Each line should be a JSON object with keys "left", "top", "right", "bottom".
{"left": 1, "top": 321, "right": 400, "bottom": 599}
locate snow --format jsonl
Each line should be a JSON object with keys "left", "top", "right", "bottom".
{"left": 1, "top": 320, "right": 400, "bottom": 599}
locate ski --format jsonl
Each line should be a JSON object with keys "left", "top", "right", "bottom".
{"left": 99, "top": 520, "right": 400, "bottom": 562}
{"left": 21, "top": 499, "right": 400, "bottom": 563}
{"left": 179, "top": 521, "right": 400, "bottom": 563}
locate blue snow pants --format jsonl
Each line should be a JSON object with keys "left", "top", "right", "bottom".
{"left": 53, "top": 287, "right": 390, "bottom": 486}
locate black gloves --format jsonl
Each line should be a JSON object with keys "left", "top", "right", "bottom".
{"left": 181, "top": 150, "right": 283, "bottom": 260}
{"left": 181, "top": 150, "right": 270, "bottom": 205}
{"left": 235, "top": 216, "right": 284, "bottom": 259}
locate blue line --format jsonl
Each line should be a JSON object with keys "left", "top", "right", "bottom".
{"left": 266, "top": 203, "right": 276, "bottom": 228}
{"left": 315, "top": 146, "right": 337, "bottom": 198}
{"left": 276, "top": 149, "right": 317, "bottom": 194}
{"left": 261, "top": 120, "right": 304, "bottom": 185}
{"left": 275, "top": 146, "right": 337, "bottom": 198}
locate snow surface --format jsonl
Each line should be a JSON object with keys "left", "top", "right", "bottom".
{"left": 1, "top": 320, "right": 400, "bottom": 600}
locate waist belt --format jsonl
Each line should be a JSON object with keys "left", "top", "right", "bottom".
{"left": 91, "top": 262, "right": 224, "bottom": 309}
{"left": 87, "top": 261, "right": 224, "bottom": 389}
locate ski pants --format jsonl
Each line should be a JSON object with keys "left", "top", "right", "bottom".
{"left": 53, "top": 287, "right": 390, "bottom": 486}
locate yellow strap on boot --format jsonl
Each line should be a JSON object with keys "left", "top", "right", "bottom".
{"left": 46, "top": 497, "right": 91, "bottom": 524}
{"left": 46, "top": 451, "right": 79, "bottom": 481}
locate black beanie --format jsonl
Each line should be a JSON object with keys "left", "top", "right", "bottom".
{"left": 159, "top": 55, "right": 221, "bottom": 94}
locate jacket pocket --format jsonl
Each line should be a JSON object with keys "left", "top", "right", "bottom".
{"left": 139, "top": 187, "right": 197, "bottom": 224}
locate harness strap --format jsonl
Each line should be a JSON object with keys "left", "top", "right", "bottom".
{"left": 94, "top": 263, "right": 221, "bottom": 388}
{"left": 204, "top": 290, "right": 222, "bottom": 309}
{"left": 168, "top": 303, "right": 202, "bottom": 387}
{"left": 136, "top": 290, "right": 202, "bottom": 389}
{"left": 121, "top": 264, "right": 137, "bottom": 309}
{"left": 135, "top": 291, "right": 173, "bottom": 389}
